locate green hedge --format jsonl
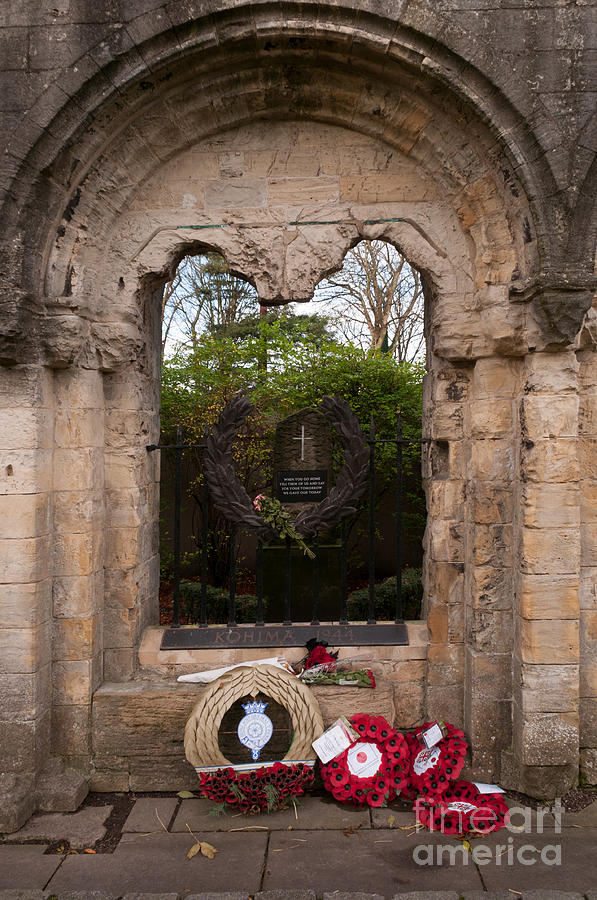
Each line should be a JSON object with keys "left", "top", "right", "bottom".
{"left": 346, "top": 568, "right": 423, "bottom": 621}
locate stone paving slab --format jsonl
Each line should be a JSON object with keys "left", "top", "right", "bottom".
{"left": 3, "top": 807, "right": 113, "bottom": 849}
{"left": 471, "top": 830, "right": 597, "bottom": 893}
{"left": 392, "top": 894, "right": 460, "bottom": 900}
{"left": 261, "top": 829, "right": 483, "bottom": 894}
{"left": 256, "top": 893, "right": 316, "bottom": 900}
{"left": 370, "top": 810, "right": 415, "bottom": 829}
{"left": 504, "top": 797, "right": 557, "bottom": 830}
{"left": 0, "top": 845, "right": 63, "bottom": 890}
{"left": 45, "top": 833, "right": 268, "bottom": 895}
{"left": 558, "top": 799, "right": 597, "bottom": 827}
{"left": 122, "top": 798, "right": 179, "bottom": 833}
{"left": 171, "top": 797, "right": 370, "bottom": 832}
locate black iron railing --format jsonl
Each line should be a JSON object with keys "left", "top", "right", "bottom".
{"left": 148, "top": 415, "right": 426, "bottom": 649}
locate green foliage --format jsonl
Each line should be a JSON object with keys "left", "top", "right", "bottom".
{"left": 346, "top": 568, "right": 423, "bottom": 621}
{"left": 254, "top": 494, "right": 315, "bottom": 558}
{"left": 179, "top": 581, "right": 261, "bottom": 623}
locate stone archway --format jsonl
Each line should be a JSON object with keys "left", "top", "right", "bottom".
{"left": 1, "top": 3, "right": 596, "bottom": 830}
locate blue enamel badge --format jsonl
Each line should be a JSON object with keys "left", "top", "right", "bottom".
{"left": 237, "top": 699, "right": 273, "bottom": 761}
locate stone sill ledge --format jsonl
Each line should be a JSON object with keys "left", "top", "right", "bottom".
{"left": 137, "top": 621, "right": 429, "bottom": 676}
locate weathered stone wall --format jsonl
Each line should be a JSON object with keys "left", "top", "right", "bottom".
{"left": 1, "top": 0, "right": 596, "bottom": 830}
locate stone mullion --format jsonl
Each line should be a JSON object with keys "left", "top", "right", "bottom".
{"left": 103, "top": 347, "right": 160, "bottom": 682}
{"left": 508, "top": 350, "right": 580, "bottom": 796}
{"left": 423, "top": 361, "right": 468, "bottom": 727}
{"left": 49, "top": 369, "right": 105, "bottom": 784}
{"left": 463, "top": 357, "right": 518, "bottom": 781}
{"left": 0, "top": 365, "right": 53, "bottom": 830}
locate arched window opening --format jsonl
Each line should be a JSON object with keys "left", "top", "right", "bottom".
{"left": 158, "top": 243, "right": 426, "bottom": 634}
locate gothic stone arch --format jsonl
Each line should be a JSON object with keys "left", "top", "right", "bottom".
{"left": 1, "top": 2, "right": 596, "bottom": 831}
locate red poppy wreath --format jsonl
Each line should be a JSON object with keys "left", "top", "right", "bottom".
{"left": 403, "top": 721, "right": 467, "bottom": 798}
{"left": 198, "top": 762, "right": 315, "bottom": 813}
{"left": 320, "top": 714, "right": 409, "bottom": 807}
{"left": 414, "top": 779, "right": 509, "bottom": 837}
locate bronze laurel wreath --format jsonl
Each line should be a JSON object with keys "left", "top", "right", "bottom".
{"left": 203, "top": 394, "right": 370, "bottom": 539}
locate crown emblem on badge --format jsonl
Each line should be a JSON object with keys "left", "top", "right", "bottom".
{"left": 241, "top": 699, "right": 268, "bottom": 716}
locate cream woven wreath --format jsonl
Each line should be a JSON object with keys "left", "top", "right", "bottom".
{"left": 184, "top": 663, "right": 324, "bottom": 769}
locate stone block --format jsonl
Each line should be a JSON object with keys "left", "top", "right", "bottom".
{"left": 467, "top": 697, "right": 512, "bottom": 750}
{"left": 0, "top": 720, "right": 42, "bottom": 772}
{"left": 54, "top": 531, "right": 103, "bottom": 577}
{"left": 521, "top": 394, "right": 579, "bottom": 439}
{"left": 472, "top": 525, "right": 512, "bottom": 567}
{"left": 519, "top": 573, "right": 580, "bottom": 619}
{"left": 500, "top": 748, "right": 577, "bottom": 799}
{"left": 103, "top": 648, "right": 136, "bottom": 681}
{"left": 103, "top": 606, "right": 139, "bottom": 650}
{"left": 0, "top": 772, "right": 37, "bottom": 833}
{"left": 469, "top": 398, "right": 513, "bottom": 438}
{"left": 53, "top": 573, "right": 102, "bottom": 619}
{"left": 339, "top": 172, "right": 429, "bottom": 203}
{"left": 427, "top": 643, "right": 464, "bottom": 685}
{"left": 0, "top": 366, "right": 52, "bottom": 410}
{"left": 522, "top": 483, "right": 580, "bottom": 529}
{"left": 429, "top": 402, "right": 464, "bottom": 440}
{"left": 313, "top": 681, "right": 395, "bottom": 725}
{"left": 36, "top": 758, "right": 89, "bottom": 813}
{"left": 470, "top": 440, "right": 514, "bottom": 481}
{"left": 54, "top": 368, "right": 103, "bottom": 410}
{"left": 0, "top": 493, "right": 50, "bottom": 540}
{"left": 521, "top": 712, "right": 579, "bottom": 766}
{"left": 268, "top": 175, "right": 339, "bottom": 204}
{"left": 122, "top": 797, "right": 179, "bottom": 833}
{"left": 205, "top": 178, "right": 266, "bottom": 207}
{"left": 520, "top": 619, "right": 579, "bottom": 665}
{"left": 52, "top": 616, "right": 99, "bottom": 662}
{"left": 472, "top": 357, "right": 520, "bottom": 399}
{"left": 580, "top": 697, "right": 597, "bottom": 746}
{"left": 519, "top": 664, "right": 579, "bottom": 714}
{"left": 471, "top": 566, "right": 513, "bottom": 611}
{"left": 11, "top": 805, "right": 109, "bottom": 847}
{"left": 425, "top": 560, "right": 464, "bottom": 606}
{"left": 392, "top": 680, "right": 425, "bottom": 729}
{"left": 0, "top": 407, "right": 52, "bottom": 450}
{"left": 465, "top": 649, "right": 511, "bottom": 700}
{"left": 0, "top": 579, "right": 52, "bottom": 632}
{"left": 54, "top": 408, "right": 105, "bottom": 449}
{"left": 51, "top": 704, "right": 92, "bottom": 756}
{"left": 520, "top": 527, "right": 579, "bottom": 575}
{"left": 427, "top": 481, "right": 466, "bottom": 521}
{"left": 128, "top": 755, "right": 197, "bottom": 791}
{"left": 468, "top": 608, "right": 513, "bottom": 653}
{"left": 427, "top": 518, "right": 464, "bottom": 563}
{"left": 0, "top": 535, "right": 51, "bottom": 584}
{"left": 580, "top": 747, "right": 597, "bottom": 784}
{"left": 470, "top": 482, "right": 513, "bottom": 524}
{"left": 581, "top": 523, "right": 597, "bottom": 566}
{"left": 53, "top": 491, "right": 104, "bottom": 534}
{"left": 53, "top": 447, "right": 103, "bottom": 492}
{"left": 0, "top": 667, "right": 50, "bottom": 722}
{"left": 52, "top": 659, "right": 95, "bottom": 706}
{"left": 581, "top": 481, "right": 597, "bottom": 522}
{"left": 426, "top": 683, "right": 463, "bottom": 728}
{"left": 522, "top": 438, "right": 580, "bottom": 483}
{"left": 0, "top": 622, "right": 51, "bottom": 674}
{"left": 524, "top": 349, "right": 579, "bottom": 395}
{"left": 579, "top": 436, "right": 597, "bottom": 479}
{"left": 426, "top": 596, "right": 448, "bottom": 642}
{"left": 104, "top": 526, "right": 141, "bottom": 568}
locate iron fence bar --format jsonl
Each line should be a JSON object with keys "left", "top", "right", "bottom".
{"left": 284, "top": 536, "right": 292, "bottom": 625}
{"left": 228, "top": 523, "right": 237, "bottom": 627}
{"left": 396, "top": 414, "right": 404, "bottom": 623}
{"left": 311, "top": 532, "right": 320, "bottom": 626}
{"left": 200, "top": 442, "right": 209, "bottom": 627}
{"left": 368, "top": 416, "right": 376, "bottom": 625}
{"left": 172, "top": 425, "right": 183, "bottom": 628}
{"left": 340, "top": 518, "right": 348, "bottom": 625}
{"left": 256, "top": 539, "right": 264, "bottom": 625}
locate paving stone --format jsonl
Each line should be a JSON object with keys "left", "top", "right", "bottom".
{"left": 557, "top": 799, "right": 597, "bottom": 827}
{"left": 121, "top": 894, "right": 180, "bottom": 900}
{"left": 323, "top": 893, "right": 383, "bottom": 900}
{"left": 6, "top": 806, "right": 112, "bottom": 848}
{"left": 185, "top": 894, "right": 250, "bottom": 900}
{"left": 0, "top": 846, "right": 62, "bottom": 890}
{"left": 461, "top": 893, "right": 520, "bottom": 899}
{"left": 122, "top": 798, "right": 179, "bottom": 833}
{"left": 475, "top": 830, "right": 597, "bottom": 893}
{"left": 371, "top": 809, "right": 415, "bottom": 829}
{"left": 521, "top": 892, "right": 586, "bottom": 899}
{"left": 393, "top": 894, "right": 460, "bottom": 900}
{"left": 257, "top": 893, "right": 316, "bottom": 900}
{"left": 52, "top": 892, "right": 117, "bottom": 900}
{"left": 262, "top": 830, "right": 483, "bottom": 894}
{"left": 171, "top": 797, "right": 370, "bottom": 832}
{"left": 0, "top": 891, "right": 46, "bottom": 900}
{"left": 504, "top": 796, "right": 557, "bottom": 831}
{"left": 45, "top": 832, "right": 268, "bottom": 895}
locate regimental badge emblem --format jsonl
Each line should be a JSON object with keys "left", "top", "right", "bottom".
{"left": 237, "top": 699, "right": 274, "bottom": 761}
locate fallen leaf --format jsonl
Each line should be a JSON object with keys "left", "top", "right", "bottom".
{"left": 462, "top": 840, "right": 472, "bottom": 853}
{"left": 200, "top": 841, "right": 218, "bottom": 860}
{"left": 187, "top": 842, "right": 202, "bottom": 860}
{"left": 83, "top": 849, "right": 96, "bottom": 854}
{"left": 178, "top": 791, "right": 196, "bottom": 799}
{"left": 387, "top": 814, "right": 396, "bottom": 828}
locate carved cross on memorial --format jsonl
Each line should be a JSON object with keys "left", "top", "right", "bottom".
{"left": 273, "top": 409, "right": 332, "bottom": 505}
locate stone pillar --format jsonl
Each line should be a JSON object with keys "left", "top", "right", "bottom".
{"left": 39, "top": 367, "right": 106, "bottom": 810}
{"left": 423, "top": 361, "right": 469, "bottom": 728}
{"left": 505, "top": 350, "right": 581, "bottom": 797}
{"left": 578, "top": 344, "right": 597, "bottom": 784}
{"left": 464, "top": 357, "right": 519, "bottom": 780}
{"left": 0, "top": 365, "right": 53, "bottom": 831}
